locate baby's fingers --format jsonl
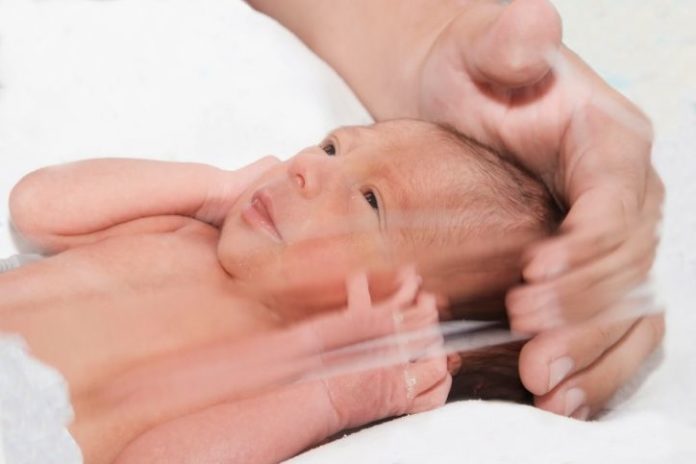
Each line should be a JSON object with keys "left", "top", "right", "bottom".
{"left": 379, "top": 266, "right": 422, "bottom": 311}
{"left": 345, "top": 265, "right": 420, "bottom": 313}
{"left": 346, "top": 272, "right": 372, "bottom": 312}
{"left": 409, "top": 372, "right": 452, "bottom": 414}
{"left": 534, "top": 314, "right": 665, "bottom": 419}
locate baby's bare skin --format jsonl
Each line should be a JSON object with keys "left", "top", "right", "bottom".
{"left": 1, "top": 223, "right": 273, "bottom": 461}
{"left": 3, "top": 121, "right": 471, "bottom": 463}
{"left": 0, "top": 225, "right": 447, "bottom": 463}
{"left": 114, "top": 270, "right": 449, "bottom": 464}
{"left": 1, "top": 223, "right": 272, "bottom": 393}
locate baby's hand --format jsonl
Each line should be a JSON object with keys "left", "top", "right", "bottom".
{"left": 196, "top": 156, "right": 280, "bottom": 226}
{"left": 319, "top": 268, "right": 451, "bottom": 431}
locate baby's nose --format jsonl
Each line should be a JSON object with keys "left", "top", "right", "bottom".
{"left": 287, "top": 150, "right": 344, "bottom": 199}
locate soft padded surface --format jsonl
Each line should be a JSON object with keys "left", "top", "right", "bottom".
{"left": 1, "top": 1, "right": 694, "bottom": 463}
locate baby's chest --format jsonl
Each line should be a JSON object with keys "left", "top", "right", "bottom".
{"left": 60, "top": 231, "right": 268, "bottom": 344}
{"left": 82, "top": 229, "right": 221, "bottom": 285}
{"left": 2, "top": 231, "right": 272, "bottom": 393}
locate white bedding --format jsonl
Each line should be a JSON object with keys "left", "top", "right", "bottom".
{"left": 0, "top": 0, "right": 694, "bottom": 462}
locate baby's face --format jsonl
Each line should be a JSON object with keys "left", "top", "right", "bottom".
{"left": 217, "top": 121, "right": 483, "bottom": 312}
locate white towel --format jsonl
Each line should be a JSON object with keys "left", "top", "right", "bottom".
{"left": 0, "top": 335, "right": 82, "bottom": 464}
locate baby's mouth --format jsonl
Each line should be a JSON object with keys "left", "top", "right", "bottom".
{"left": 241, "top": 189, "right": 283, "bottom": 242}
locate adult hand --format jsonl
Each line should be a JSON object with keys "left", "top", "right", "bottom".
{"left": 413, "top": 0, "right": 665, "bottom": 418}
{"left": 250, "top": 0, "right": 665, "bottom": 418}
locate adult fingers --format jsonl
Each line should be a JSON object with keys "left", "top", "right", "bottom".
{"left": 518, "top": 302, "right": 655, "bottom": 395}
{"left": 524, "top": 170, "right": 664, "bottom": 282}
{"left": 534, "top": 314, "right": 665, "bottom": 419}
{"left": 523, "top": 87, "right": 659, "bottom": 277}
{"left": 508, "top": 223, "right": 658, "bottom": 331}
{"left": 523, "top": 188, "right": 635, "bottom": 281}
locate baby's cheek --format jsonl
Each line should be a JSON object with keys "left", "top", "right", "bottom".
{"left": 279, "top": 238, "right": 354, "bottom": 288}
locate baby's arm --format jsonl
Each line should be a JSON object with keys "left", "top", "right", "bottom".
{"left": 113, "top": 381, "right": 341, "bottom": 464}
{"left": 113, "top": 271, "right": 449, "bottom": 464}
{"left": 9, "top": 157, "right": 278, "bottom": 252}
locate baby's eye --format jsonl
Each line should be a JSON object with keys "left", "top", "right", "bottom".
{"left": 363, "top": 190, "right": 379, "bottom": 210}
{"left": 320, "top": 143, "right": 336, "bottom": 156}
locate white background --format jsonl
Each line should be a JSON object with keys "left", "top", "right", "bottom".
{"left": 0, "top": 0, "right": 694, "bottom": 462}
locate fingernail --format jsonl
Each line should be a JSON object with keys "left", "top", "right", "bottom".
{"left": 548, "top": 356, "right": 574, "bottom": 391}
{"left": 571, "top": 405, "right": 591, "bottom": 421}
{"left": 509, "top": 289, "right": 558, "bottom": 317}
{"left": 523, "top": 290, "right": 560, "bottom": 318}
{"left": 564, "top": 387, "right": 586, "bottom": 416}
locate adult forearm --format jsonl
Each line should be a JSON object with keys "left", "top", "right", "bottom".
{"left": 248, "top": 0, "right": 463, "bottom": 119}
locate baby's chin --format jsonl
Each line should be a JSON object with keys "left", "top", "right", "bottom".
{"left": 215, "top": 213, "right": 246, "bottom": 277}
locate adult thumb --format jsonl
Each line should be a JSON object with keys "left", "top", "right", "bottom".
{"left": 458, "top": 0, "right": 563, "bottom": 88}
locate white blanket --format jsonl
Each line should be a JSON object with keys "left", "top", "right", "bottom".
{"left": 1, "top": 1, "right": 694, "bottom": 462}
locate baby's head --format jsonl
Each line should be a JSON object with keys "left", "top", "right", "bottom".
{"left": 218, "top": 119, "right": 561, "bottom": 316}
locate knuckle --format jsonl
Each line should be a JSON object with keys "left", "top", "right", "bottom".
{"left": 578, "top": 370, "right": 618, "bottom": 408}
{"left": 619, "top": 194, "right": 640, "bottom": 228}
{"left": 508, "top": 314, "right": 533, "bottom": 333}
{"left": 590, "top": 323, "right": 615, "bottom": 352}
{"left": 637, "top": 251, "right": 656, "bottom": 275}
{"left": 603, "top": 365, "right": 626, "bottom": 395}
{"left": 638, "top": 112, "right": 655, "bottom": 145}
{"left": 595, "top": 230, "right": 616, "bottom": 249}
{"left": 433, "top": 357, "right": 449, "bottom": 380}
{"left": 652, "top": 172, "right": 666, "bottom": 198}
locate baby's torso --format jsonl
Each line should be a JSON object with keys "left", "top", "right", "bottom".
{"left": 0, "top": 223, "right": 280, "bottom": 399}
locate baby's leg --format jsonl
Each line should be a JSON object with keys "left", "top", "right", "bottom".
{"left": 114, "top": 270, "right": 449, "bottom": 464}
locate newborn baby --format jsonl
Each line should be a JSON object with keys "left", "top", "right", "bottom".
{"left": 2, "top": 120, "right": 559, "bottom": 463}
